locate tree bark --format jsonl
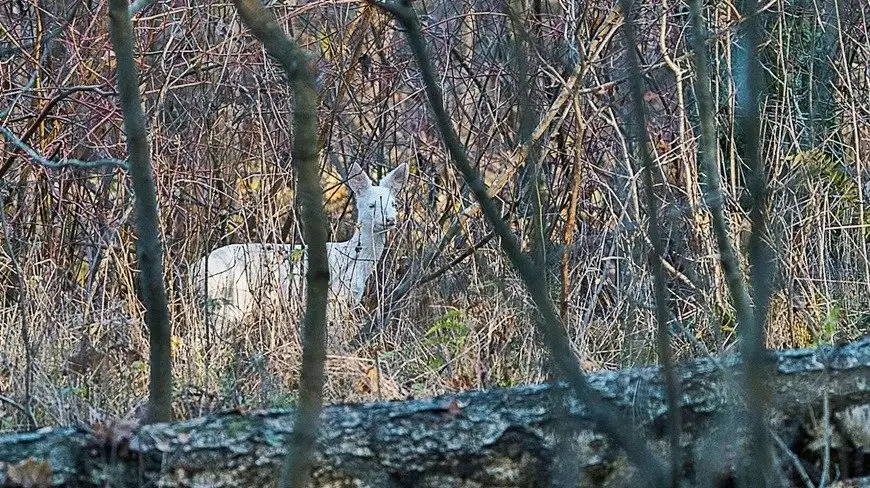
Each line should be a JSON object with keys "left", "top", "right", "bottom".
{"left": 107, "top": 0, "right": 173, "bottom": 424}
{"left": 1, "top": 337, "right": 868, "bottom": 487}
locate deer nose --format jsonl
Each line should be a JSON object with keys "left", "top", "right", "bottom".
{"left": 386, "top": 217, "right": 396, "bottom": 227}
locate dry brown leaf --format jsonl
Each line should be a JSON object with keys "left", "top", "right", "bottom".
{"left": 6, "top": 457, "right": 52, "bottom": 488}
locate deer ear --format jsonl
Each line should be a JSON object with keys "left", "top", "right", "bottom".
{"left": 346, "top": 163, "right": 372, "bottom": 194}
{"left": 379, "top": 163, "right": 408, "bottom": 193}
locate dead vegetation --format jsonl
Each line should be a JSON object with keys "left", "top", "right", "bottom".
{"left": 0, "top": 0, "right": 868, "bottom": 431}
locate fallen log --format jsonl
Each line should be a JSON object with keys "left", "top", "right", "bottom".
{"left": 1, "top": 336, "right": 868, "bottom": 487}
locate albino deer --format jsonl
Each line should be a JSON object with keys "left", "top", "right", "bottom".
{"left": 190, "top": 162, "right": 408, "bottom": 331}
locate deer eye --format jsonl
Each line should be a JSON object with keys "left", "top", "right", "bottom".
{"left": 369, "top": 203, "right": 376, "bottom": 209}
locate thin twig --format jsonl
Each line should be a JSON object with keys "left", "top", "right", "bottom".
{"left": 0, "top": 85, "right": 115, "bottom": 179}
{"left": 0, "top": 394, "right": 37, "bottom": 427}
{"left": 561, "top": 97, "right": 586, "bottom": 321}
{"left": 416, "top": 231, "right": 495, "bottom": 288}
{"left": 506, "top": 1, "right": 548, "bottom": 273}
{"left": 770, "top": 413, "right": 819, "bottom": 488}
{"left": 820, "top": 390, "right": 831, "bottom": 488}
{"left": 0, "top": 0, "right": 81, "bottom": 60}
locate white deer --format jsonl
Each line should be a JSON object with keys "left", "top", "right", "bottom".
{"left": 190, "top": 162, "right": 408, "bottom": 332}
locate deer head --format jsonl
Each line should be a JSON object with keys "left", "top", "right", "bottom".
{"left": 346, "top": 162, "right": 408, "bottom": 234}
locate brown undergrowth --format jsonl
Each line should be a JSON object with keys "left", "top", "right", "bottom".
{"left": 1, "top": 0, "right": 868, "bottom": 431}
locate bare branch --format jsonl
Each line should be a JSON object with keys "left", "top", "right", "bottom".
{"left": 0, "top": 85, "right": 115, "bottom": 179}
{"left": 0, "top": 0, "right": 81, "bottom": 60}
{"left": 372, "top": 1, "right": 669, "bottom": 484}
{"left": 128, "top": 0, "right": 152, "bottom": 17}
{"left": 0, "top": 126, "right": 128, "bottom": 173}
{"left": 416, "top": 231, "right": 496, "bottom": 288}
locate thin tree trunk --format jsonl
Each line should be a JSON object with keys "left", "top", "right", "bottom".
{"left": 230, "top": 1, "right": 329, "bottom": 487}
{"left": 107, "top": 0, "right": 173, "bottom": 424}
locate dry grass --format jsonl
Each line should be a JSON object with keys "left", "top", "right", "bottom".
{"left": 1, "top": 0, "right": 868, "bottom": 432}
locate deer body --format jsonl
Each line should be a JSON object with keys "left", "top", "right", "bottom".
{"left": 191, "top": 162, "right": 408, "bottom": 330}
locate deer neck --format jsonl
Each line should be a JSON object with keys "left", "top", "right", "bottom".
{"left": 328, "top": 221, "right": 385, "bottom": 303}
{"left": 348, "top": 221, "right": 386, "bottom": 265}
